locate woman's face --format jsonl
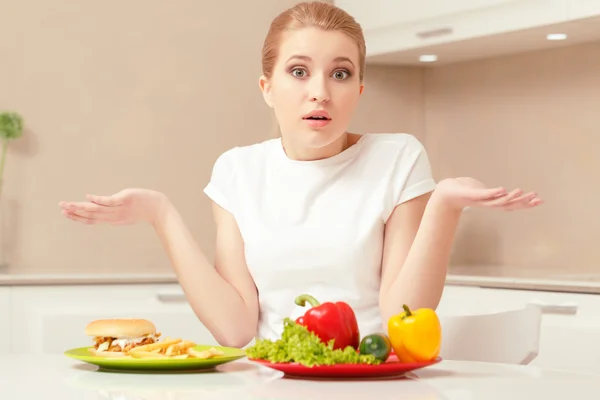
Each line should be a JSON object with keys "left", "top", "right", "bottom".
{"left": 260, "top": 26, "right": 364, "bottom": 159}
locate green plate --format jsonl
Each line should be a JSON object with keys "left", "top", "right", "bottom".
{"left": 64, "top": 345, "right": 247, "bottom": 371}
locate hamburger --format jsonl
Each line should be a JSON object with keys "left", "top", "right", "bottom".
{"left": 86, "top": 318, "right": 161, "bottom": 356}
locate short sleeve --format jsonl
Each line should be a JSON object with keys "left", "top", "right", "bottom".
{"left": 384, "top": 135, "right": 437, "bottom": 220}
{"left": 203, "top": 148, "right": 237, "bottom": 214}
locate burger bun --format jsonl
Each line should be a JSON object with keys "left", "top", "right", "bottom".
{"left": 85, "top": 318, "right": 156, "bottom": 338}
{"left": 87, "top": 348, "right": 129, "bottom": 357}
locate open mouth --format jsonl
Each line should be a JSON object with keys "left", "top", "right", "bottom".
{"left": 304, "top": 116, "right": 330, "bottom": 120}
{"left": 302, "top": 111, "right": 331, "bottom": 126}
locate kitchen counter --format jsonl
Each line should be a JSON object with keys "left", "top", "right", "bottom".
{"left": 0, "top": 272, "right": 179, "bottom": 286}
{"left": 2, "top": 265, "right": 600, "bottom": 294}
{"left": 2, "top": 354, "right": 599, "bottom": 399}
{"left": 447, "top": 265, "right": 600, "bottom": 294}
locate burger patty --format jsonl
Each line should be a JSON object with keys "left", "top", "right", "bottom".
{"left": 93, "top": 335, "right": 160, "bottom": 352}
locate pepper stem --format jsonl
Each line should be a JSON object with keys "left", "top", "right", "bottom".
{"left": 402, "top": 304, "right": 412, "bottom": 316}
{"left": 295, "top": 294, "right": 321, "bottom": 308}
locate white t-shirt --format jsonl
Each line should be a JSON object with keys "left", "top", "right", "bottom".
{"left": 203, "top": 133, "right": 437, "bottom": 341}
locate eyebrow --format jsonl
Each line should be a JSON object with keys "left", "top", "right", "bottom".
{"left": 286, "top": 55, "right": 355, "bottom": 67}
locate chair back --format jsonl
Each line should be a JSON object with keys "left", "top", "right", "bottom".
{"left": 438, "top": 305, "right": 542, "bottom": 365}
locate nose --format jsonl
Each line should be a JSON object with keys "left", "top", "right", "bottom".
{"left": 308, "top": 75, "right": 330, "bottom": 103}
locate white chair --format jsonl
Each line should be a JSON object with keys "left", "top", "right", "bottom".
{"left": 438, "top": 305, "right": 542, "bottom": 365}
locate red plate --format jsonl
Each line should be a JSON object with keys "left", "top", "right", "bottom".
{"left": 249, "top": 354, "right": 442, "bottom": 378}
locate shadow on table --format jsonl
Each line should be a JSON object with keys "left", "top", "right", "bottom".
{"left": 412, "top": 367, "right": 498, "bottom": 379}
{"left": 64, "top": 360, "right": 262, "bottom": 399}
{"left": 69, "top": 359, "right": 256, "bottom": 375}
{"left": 276, "top": 366, "right": 496, "bottom": 382}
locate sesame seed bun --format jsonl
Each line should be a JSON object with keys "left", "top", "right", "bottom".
{"left": 85, "top": 318, "right": 156, "bottom": 338}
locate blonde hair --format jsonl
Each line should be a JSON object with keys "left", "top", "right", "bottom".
{"left": 261, "top": 1, "right": 366, "bottom": 83}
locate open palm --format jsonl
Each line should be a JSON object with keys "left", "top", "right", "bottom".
{"left": 435, "top": 177, "right": 543, "bottom": 211}
{"left": 59, "top": 188, "right": 166, "bottom": 225}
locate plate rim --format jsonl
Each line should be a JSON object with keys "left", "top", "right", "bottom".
{"left": 248, "top": 355, "right": 442, "bottom": 369}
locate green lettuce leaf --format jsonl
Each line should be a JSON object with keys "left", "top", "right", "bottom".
{"left": 245, "top": 318, "right": 380, "bottom": 367}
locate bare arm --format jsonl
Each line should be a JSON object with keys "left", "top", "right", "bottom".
{"left": 378, "top": 175, "right": 541, "bottom": 325}
{"left": 379, "top": 190, "right": 462, "bottom": 324}
{"left": 152, "top": 196, "right": 259, "bottom": 348}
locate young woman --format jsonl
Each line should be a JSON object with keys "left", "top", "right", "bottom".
{"left": 58, "top": 2, "right": 542, "bottom": 348}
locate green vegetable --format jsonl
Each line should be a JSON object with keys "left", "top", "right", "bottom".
{"left": 0, "top": 111, "right": 24, "bottom": 200}
{"left": 246, "top": 318, "right": 381, "bottom": 367}
{"left": 0, "top": 112, "right": 23, "bottom": 141}
{"left": 359, "top": 333, "right": 392, "bottom": 362}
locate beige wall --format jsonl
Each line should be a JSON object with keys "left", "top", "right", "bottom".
{"left": 0, "top": 1, "right": 423, "bottom": 274}
{"left": 425, "top": 41, "right": 600, "bottom": 271}
{"left": 2, "top": 1, "right": 597, "bottom": 275}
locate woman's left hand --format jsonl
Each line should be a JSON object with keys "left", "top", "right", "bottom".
{"left": 433, "top": 177, "right": 543, "bottom": 212}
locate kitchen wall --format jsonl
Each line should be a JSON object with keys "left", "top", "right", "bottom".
{"left": 425, "top": 40, "right": 600, "bottom": 272}
{"left": 0, "top": 0, "right": 423, "bottom": 274}
{"left": 3, "top": 1, "right": 597, "bottom": 276}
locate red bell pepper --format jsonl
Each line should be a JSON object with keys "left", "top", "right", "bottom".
{"left": 294, "top": 294, "right": 360, "bottom": 350}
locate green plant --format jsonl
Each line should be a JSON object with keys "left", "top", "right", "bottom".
{"left": 0, "top": 111, "right": 24, "bottom": 200}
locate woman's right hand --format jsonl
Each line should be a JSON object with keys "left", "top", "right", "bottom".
{"left": 59, "top": 188, "right": 168, "bottom": 226}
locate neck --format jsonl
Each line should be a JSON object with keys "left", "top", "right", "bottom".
{"left": 281, "top": 133, "right": 350, "bottom": 161}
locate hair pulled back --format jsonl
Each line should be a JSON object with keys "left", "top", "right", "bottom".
{"left": 261, "top": 2, "right": 366, "bottom": 82}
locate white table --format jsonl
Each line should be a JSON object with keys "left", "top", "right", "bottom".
{"left": 2, "top": 354, "right": 599, "bottom": 399}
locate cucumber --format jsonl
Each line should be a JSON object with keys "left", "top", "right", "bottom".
{"left": 359, "top": 333, "right": 392, "bottom": 362}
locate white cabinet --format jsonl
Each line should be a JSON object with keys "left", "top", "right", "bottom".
{"left": 334, "top": 0, "right": 579, "bottom": 65}
{"left": 335, "top": 0, "right": 568, "bottom": 57}
{"left": 438, "top": 285, "right": 600, "bottom": 374}
{"left": 0, "top": 288, "right": 10, "bottom": 353}
{"left": 10, "top": 284, "right": 218, "bottom": 354}
{"left": 334, "top": 0, "right": 517, "bottom": 33}
{"left": 568, "top": 0, "right": 600, "bottom": 19}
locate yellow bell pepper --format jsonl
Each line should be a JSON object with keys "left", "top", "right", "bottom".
{"left": 387, "top": 304, "right": 442, "bottom": 363}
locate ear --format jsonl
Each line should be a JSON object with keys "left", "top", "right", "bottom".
{"left": 359, "top": 83, "right": 365, "bottom": 95}
{"left": 259, "top": 75, "right": 274, "bottom": 108}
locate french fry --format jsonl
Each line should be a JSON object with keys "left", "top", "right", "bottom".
{"left": 187, "top": 347, "right": 225, "bottom": 359}
{"left": 168, "top": 340, "right": 195, "bottom": 356}
{"left": 129, "top": 338, "right": 182, "bottom": 353}
{"left": 165, "top": 344, "right": 175, "bottom": 356}
{"left": 95, "top": 332, "right": 224, "bottom": 360}
{"left": 130, "top": 351, "right": 168, "bottom": 359}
